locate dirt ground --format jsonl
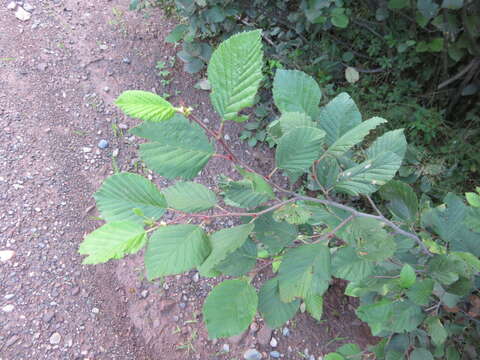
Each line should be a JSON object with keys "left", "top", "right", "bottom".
{"left": 0, "top": 1, "right": 375, "bottom": 359}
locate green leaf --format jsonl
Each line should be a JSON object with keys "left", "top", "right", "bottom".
{"left": 221, "top": 180, "right": 272, "bottom": 209}
{"left": 115, "top": 90, "right": 176, "bottom": 122}
{"left": 165, "top": 24, "right": 188, "bottom": 43}
{"left": 356, "top": 299, "right": 424, "bottom": 335}
{"left": 337, "top": 343, "right": 362, "bottom": 360}
{"left": 278, "top": 243, "right": 331, "bottom": 302}
{"left": 410, "top": 348, "right": 434, "bottom": 360}
{"left": 399, "top": 264, "right": 416, "bottom": 288}
{"left": 208, "top": 30, "right": 263, "bottom": 121}
{"left": 417, "top": 0, "right": 439, "bottom": 20}
{"left": 273, "top": 202, "right": 312, "bottom": 225}
{"left": 237, "top": 168, "right": 275, "bottom": 199}
{"left": 278, "top": 112, "right": 315, "bottom": 135}
{"left": 305, "top": 293, "right": 324, "bottom": 321}
{"left": 276, "top": 127, "right": 326, "bottom": 175}
{"left": 130, "top": 114, "right": 214, "bottom": 180}
{"left": 258, "top": 278, "right": 300, "bottom": 328}
{"left": 79, "top": 222, "right": 146, "bottom": 264}
{"left": 422, "top": 193, "right": 480, "bottom": 256}
{"left": 203, "top": 279, "right": 258, "bottom": 338}
{"left": 163, "top": 181, "right": 216, "bottom": 212}
{"left": 252, "top": 212, "right": 298, "bottom": 254}
{"left": 313, "top": 157, "right": 341, "bottom": 190}
{"left": 406, "top": 279, "right": 434, "bottom": 305}
{"left": 318, "top": 93, "right": 362, "bottom": 146}
{"left": 332, "top": 247, "right": 375, "bottom": 282}
{"left": 94, "top": 172, "right": 166, "bottom": 223}
{"left": 380, "top": 180, "right": 418, "bottom": 222}
{"left": 388, "top": 0, "right": 410, "bottom": 9}
{"left": 326, "top": 117, "right": 387, "bottom": 157}
{"left": 331, "top": 8, "right": 349, "bottom": 28}
{"left": 215, "top": 238, "right": 257, "bottom": 276}
{"left": 199, "top": 223, "right": 254, "bottom": 277}
{"left": 366, "top": 129, "right": 407, "bottom": 160}
{"left": 466, "top": 191, "right": 480, "bottom": 207}
{"left": 144, "top": 225, "right": 210, "bottom": 279}
{"left": 273, "top": 70, "right": 321, "bottom": 119}
{"left": 425, "top": 316, "right": 447, "bottom": 346}
{"left": 334, "top": 151, "right": 403, "bottom": 196}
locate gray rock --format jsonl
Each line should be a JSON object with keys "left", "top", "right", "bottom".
{"left": 15, "top": 7, "right": 31, "bottom": 21}
{"left": 49, "top": 332, "right": 61, "bottom": 345}
{"left": 244, "top": 348, "right": 262, "bottom": 360}
{"left": 140, "top": 289, "right": 149, "bottom": 298}
{"left": 192, "top": 272, "right": 200, "bottom": 282}
{"left": 282, "top": 327, "right": 290, "bottom": 337}
{"left": 308, "top": 355, "right": 315, "bottom": 360}
{"left": 4, "top": 294, "right": 15, "bottom": 300}
{"left": 122, "top": 57, "right": 131, "bottom": 64}
{"left": 269, "top": 351, "right": 281, "bottom": 359}
{"left": 222, "top": 343, "right": 230, "bottom": 353}
{"left": 43, "top": 310, "right": 55, "bottom": 323}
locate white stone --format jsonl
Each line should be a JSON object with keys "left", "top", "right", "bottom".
{"left": 82, "top": 147, "right": 92, "bottom": 153}
{"left": 23, "top": 3, "right": 34, "bottom": 12}
{"left": 0, "top": 250, "right": 15, "bottom": 262}
{"left": 91, "top": 307, "right": 99, "bottom": 314}
{"left": 49, "top": 332, "right": 61, "bottom": 345}
{"left": 15, "top": 7, "right": 31, "bottom": 21}
{"left": 2, "top": 304, "right": 15, "bottom": 312}
{"left": 270, "top": 337, "right": 278, "bottom": 348}
{"left": 7, "top": 2, "right": 16, "bottom": 10}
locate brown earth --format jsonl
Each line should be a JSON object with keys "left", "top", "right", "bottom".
{"left": 0, "top": 1, "right": 375, "bottom": 359}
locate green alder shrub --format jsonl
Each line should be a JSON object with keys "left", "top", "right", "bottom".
{"left": 79, "top": 30, "right": 480, "bottom": 358}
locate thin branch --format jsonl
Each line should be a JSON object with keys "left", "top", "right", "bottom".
{"left": 366, "top": 195, "right": 382, "bottom": 216}
{"left": 313, "top": 214, "right": 356, "bottom": 243}
{"left": 437, "top": 58, "right": 480, "bottom": 90}
{"left": 295, "top": 195, "right": 433, "bottom": 256}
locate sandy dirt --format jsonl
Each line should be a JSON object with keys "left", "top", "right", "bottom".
{"left": 0, "top": 1, "right": 375, "bottom": 359}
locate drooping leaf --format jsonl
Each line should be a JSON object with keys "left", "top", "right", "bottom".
{"left": 318, "top": 93, "right": 362, "bottom": 145}
{"left": 237, "top": 168, "right": 275, "bottom": 198}
{"left": 215, "top": 239, "right": 257, "bottom": 276}
{"left": 208, "top": 30, "right": 263, "bottom": 121}
{"left": 425, "top": 316, "right": 448, "bottom": 346}
{"left": 273, "top": 70, "right": 322, "bottom": 119}
{"left": 94, "top": 172, "right": 166, "bottom": 223}
{"left": 399, "top": 264, "right": 416, "bottom": 288}
{"left": 366, "top": 129, "right": 407, "bottom": 160}
{"left": 417, "top": 0, "right": 439, "bottom": 20}
{"left": 258, "top": 278, "right": 300, "bottom": 328}
{"left": 144, "top": 225, "right": 210, "bottom": 279}
{"left": 410, "top": 348, "right": 434, "bottom": 360}
{"left": 406, "top": 279, "right": 434, "bottom": 306}
{"left": 422, "top": 193, "right": 480, "bottom": 256}
{"left": 79, "top": 222, "right": 146, "bottom": 264}
{"left": 312, "top": 157, "right": 341, "bottom": 190}
{"left": 199, "top": 223, "right": 254, "bottom": 277}
{"left": 163, "top": 181, "right": 217, "bottom": 213}
{"left": 203, "top": 279, "right": 258, "bottom": 338}
{"left": 334, "top": 151, "right": 403, "bottom": 196}
{"left": 252, "top": 211, "right": 298, "bottom": 254}
{"left": 305, "top": 293, "right": 324, "bottom": 321}
{"left": 165, "top": 24, "right": 188, "bottom": 43}
{"left": 276, "top": 127, "right": 326, "bottom": 176}
{"left": 116, "top": 90, "right": 176, "bottom": 122}
{"left": 278, "top": 243, "right": 331, "bottom": 302}
{"left": 326, "top": 117, "right": 387, "bottom": 157}
{"left": 427, "top": 255, "right": 460, "bottom": 285}
{"left": 332, "top": 246, "right": 375, "bottom": 282}
{"left": 130, "top": 114, "right": 214, "bottom": 179}
{"left": 380, "top": 180, "right": 418, "bottom": 222}
{"left": 278, "top": 112, "right": 315, "bottom": 135}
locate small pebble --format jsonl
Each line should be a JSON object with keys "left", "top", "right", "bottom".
{"left": 244, "top": 348, "right": 262, "bottom": 360}
{"left": 122, "top": 57, "right": 131, "bottom": 64}
{"left": 15, "top": 6, "right": 31, "bottom": 21}
{"left": 192, "top": 272, "right": 199, "bottom": 282}
{"left": 104, "top": 86, "right": 110, "bottom": 93}
{"left": 23, "top": 3, "right": 34, "bottom": 12}
{"left": 270, "top": 351, "right": 281, "bottom": 359}
{"left": 282, "top": 327, "right": 290, "bottom": 337}
{"left": 0, "top": 250, "right": 15, "bottom": 262}
{"left": 140, "top": 290, "right": 149, "bottom": 298}
{"left": 98, "top": 139, "right": 109, "bottom": 149}
{"left": 222, "top": 343, "right": 230, "bottom": 353}
{"left": 224, "top": 134, "right": 231, "bottom": 141}
{"left": 308, "top": 355, "right": 315, "bottom": 360}
{"left": 2, "top": 304, "right": 14, "bottom": 313}
{"left": 91, "top": 307, "right": 99, "bottom": 314}
{"left": 82, "top": 147, "right": 92, "bottom": 153}
{"left": 7, "top": 2, "right": 16, "bottom": 10}
{"left": 49, "top": 332, "right": 61, "bottom": 345}
{"left": 4, "top": 294, "right": 15, "bottom": 300}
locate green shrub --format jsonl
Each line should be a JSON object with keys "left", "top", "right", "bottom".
{"left": 80, "top": 30, "right": 480, "bottom": 359}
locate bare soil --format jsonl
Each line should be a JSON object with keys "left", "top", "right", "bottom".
{"left": 0, "top": 1, "right": 375, "bottom": 359}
